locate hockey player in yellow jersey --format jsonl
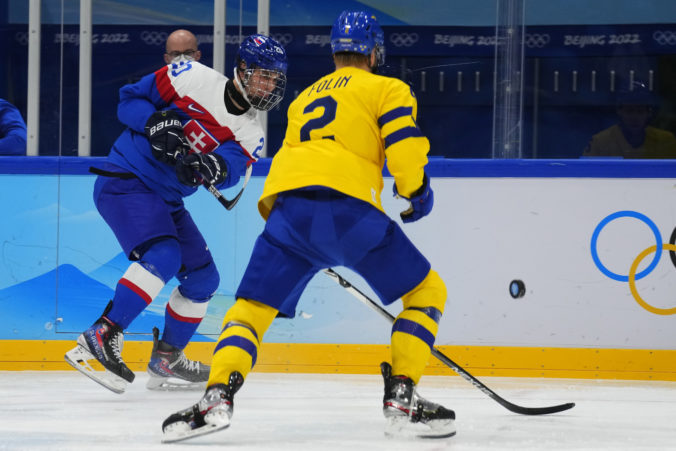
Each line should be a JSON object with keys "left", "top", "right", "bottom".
{"left": 257, "top": 47, "right": 429, "bottom": 218}
{"left": 162, "top": 11, "right": 455, "bottom": 443}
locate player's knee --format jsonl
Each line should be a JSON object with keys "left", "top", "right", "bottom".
{"left": 138, "top": 238, "right": 182, "bottom": 283}
{"left": 402, "top": 269, "right": 447, "bottom": 315}
{"left": 178, "top": 260, "right": 220, "bottom": 301}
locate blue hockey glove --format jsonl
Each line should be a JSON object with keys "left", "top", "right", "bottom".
{"left": 145, "top": 110, "right": 188, "bottom": 165}
{"left": 393, "top": 173, "right": 434, "bottom": 223}
{"left": 176, "top": 152, "right": 228, "bottom": 187}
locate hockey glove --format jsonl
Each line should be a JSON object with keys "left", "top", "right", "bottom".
{"left": 144, "top": 110, "right": 188, "bottom": 165}
{"left": 393, "top": 173, "right": 434, "bottom": 223}
{"left": 175, "top": 152, "right": 228, "bottom": 187}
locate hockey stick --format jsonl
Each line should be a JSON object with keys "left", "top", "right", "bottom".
{"left": 199, "top": 164, "right": 252, "bottom": 211}
{"left": 323, "top": 268, "right": 575, "bottom": 416}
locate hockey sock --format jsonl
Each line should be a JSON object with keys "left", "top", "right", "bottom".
{"left": 391, "top": 269, "right": 447, "bottom": 384}
{"left": 106, "top": 239, "right": 180, "bottom": 328}
{"left": 161, "top": 287, "right": 209, "bottom": 349}
{"left": 161, "top": 260, "right": 219, "bottom": 348}
{"left": 106, "top": 262, "right": 166, "bottom": 328}
{"left": 208, "top": 298, "right": 278, "bottom": 386}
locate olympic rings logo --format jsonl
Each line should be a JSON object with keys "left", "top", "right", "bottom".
{"left": 591, "top": 210, "right": 676, "bottom": 315}
{"left": 140, "top": 31, "right": 168, "bottom": 46}
{"left": 15, "top": 32, "right": 28, "bottom": 46}
{"left": 653, "top": 30, "right": 676, "bottom": 46}
{"left": 524, "top": 33, "right": 550, "bottom": 48}
{"left": 389, "top": 33, "right": 419, "bottom": 47}
{"left": 271, "top": 33, "right": 293, "bottom": 46}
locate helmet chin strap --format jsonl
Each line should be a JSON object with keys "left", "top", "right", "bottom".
{"left": 368, "top": 50, "right": 379, "bottom": 74}
{"left": 233, "top": 67, "right": 253, "bottom": 106}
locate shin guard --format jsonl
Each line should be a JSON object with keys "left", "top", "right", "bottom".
{"left": 162, "top": 287, "right": 210, "bottom": 349}
{"left": 208, "top": 298, "right": 278, "bottom": 385}
{"left": 391, "top": 270, "right": 447, "bottom": 383}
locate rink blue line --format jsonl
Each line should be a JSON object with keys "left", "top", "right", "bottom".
{"left": 2, "top": 156, "right": 676, "bottom": 178}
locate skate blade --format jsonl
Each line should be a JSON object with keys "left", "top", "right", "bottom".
{"left": 146, "top": 373, "right": 207, "bottom": 391}
{"left": 384, "top": 416, "right": 456, "bottom": 440}
{"left": 161, "top": 410, "right": 231, "bottom": 443}
{"left": 64, "top": 345, "right": 129, "bottom": 394}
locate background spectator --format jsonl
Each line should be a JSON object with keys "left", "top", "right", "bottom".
{"left": 583, "top": 82, "right": 676, "bottom": 159}
{"left": 0, "top": 98, "right": 27, "bottom": 156}
{"left": 164, "top": 29, "right": 201, "bottom": 65}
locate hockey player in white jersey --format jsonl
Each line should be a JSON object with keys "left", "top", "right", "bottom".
{"left": 64, "top": 34, "right": 288, "bottom": 394}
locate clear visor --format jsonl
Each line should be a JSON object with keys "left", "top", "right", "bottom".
{"left": 238, "top": 67, "right": 287, "bottom": 111}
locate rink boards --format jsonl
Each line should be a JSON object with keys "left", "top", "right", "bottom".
{"left": 2, "top": 340, "right": 676, "bottom": 381}
{"left": 1, "top": 157, "right": 676, "bottom": 380}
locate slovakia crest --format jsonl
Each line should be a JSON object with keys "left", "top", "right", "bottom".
{"left": 183, "top": 120, "right": 219, "bottom": 153}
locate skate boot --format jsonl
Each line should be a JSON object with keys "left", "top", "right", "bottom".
{"left": 146, "top": 327, "right": 210, "bottom": 391}
{"left": 64, "top": 301, "right": 135, "bottom": 394}
{"left": 381, "top": 362, "right": 455, "bottom": 439}
{"left": 161, "top": 371, "right": 244, "bottom": 443}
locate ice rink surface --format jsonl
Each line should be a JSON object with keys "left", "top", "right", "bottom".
{"left": 1, "top": 371, "right": 675, "bottom": 451}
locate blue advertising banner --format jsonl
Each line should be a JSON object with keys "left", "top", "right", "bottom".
{"left": 2, "top": 23, "right": 676, "bottom": 159}
{"left": 5, "top": 23, "right": 676, "bottom": 57}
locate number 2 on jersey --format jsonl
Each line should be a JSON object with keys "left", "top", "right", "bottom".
{"left": 300, "top": 96, "right": 337, "bottom": 142}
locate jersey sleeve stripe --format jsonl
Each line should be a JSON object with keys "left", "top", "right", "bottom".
{"left": 378, "top": 106, "right": 413, "bottom": 128}
{"left": 384, "top": 126, "right": 423, "bottom": 148}
{"left": 154, "top": 66, "right": 176, "bottom": 104}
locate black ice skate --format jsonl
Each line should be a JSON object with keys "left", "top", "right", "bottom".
{"left": 64, "top": 301, "right": 135, "bottom": 394}
{"left": 381, "top": 362, "right": 456, "bottom": 439}
{"left": 146, "top": 327, "right": 210, "bottom": 391}
{"left": 161, "top": 372, "right": 244, "bottom": 443}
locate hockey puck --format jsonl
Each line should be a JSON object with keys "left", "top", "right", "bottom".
{"left": 509, "top": 280, "right": 526, "bottom": 298}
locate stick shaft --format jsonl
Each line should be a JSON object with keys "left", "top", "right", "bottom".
{"left": 323, "top": 268, "right": 575, "bottom": 415}
{"left": 200, "top": 164, "right": 252, "bottom": 210}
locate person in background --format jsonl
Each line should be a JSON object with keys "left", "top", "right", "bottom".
{"left": 161, "top": 11, "right": 455, "bottom": 443}
{"left": 164, "top": 29, "right": 202, "bottom": 65}
{"left": 0, "top": 98, "right": 27, "bottom": 155}
{"left": 583, "top": 81, "right": 676, "bottom": 159}
{"left": 64, "top": 34, "right": 288, "bottom": 394}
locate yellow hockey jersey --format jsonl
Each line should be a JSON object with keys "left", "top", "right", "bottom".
{"left": 258, "top": 65, "right": 430, "bottom": 220}
{"left": 584, "top": 124, "right": 676, "bottom": 159}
